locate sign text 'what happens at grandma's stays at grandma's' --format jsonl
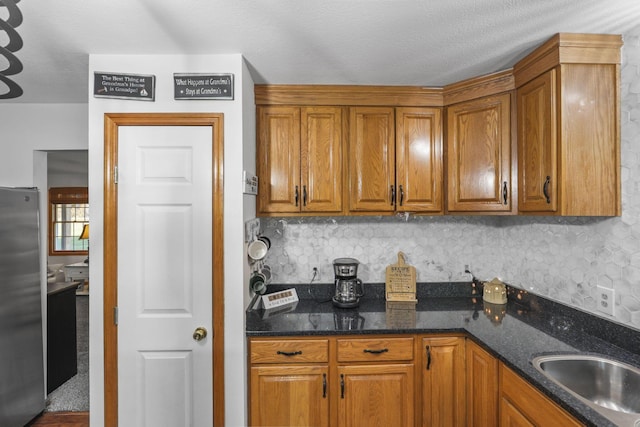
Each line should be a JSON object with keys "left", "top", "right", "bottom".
{"left": 173, "top": 73, "right": 234, "bottom": 100}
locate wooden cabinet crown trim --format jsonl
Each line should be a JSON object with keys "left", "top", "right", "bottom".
{"left": 443, "top": 69, "right": 515, "bottom": 106}
{"left": 514, "top": 32, "right": 622, "bottom": 87}
{"left": 255, "top": 70, "right": 515, "bottom": 108}
{"left": 255, "top": 84, "right": 444, "bottom": 107}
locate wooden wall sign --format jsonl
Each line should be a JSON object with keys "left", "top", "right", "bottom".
{"left": 173, "top": 73, "right": 234, "bottom": 100}
{"left": 385, "top": 252, "right": 417, "bottom": 302}
{"left": 93, "top": 72, "right": 155, "bottom": 101}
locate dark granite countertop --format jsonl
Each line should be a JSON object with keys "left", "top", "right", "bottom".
{"left": 246, "top": 282, "right": 640, "bottom": 427}
{"left": 47, "top": 281, "right": 81, "bottom": 295}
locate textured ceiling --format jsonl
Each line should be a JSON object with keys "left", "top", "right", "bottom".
{"left": 3, "top": 0, "right": 640, "bottom": 103}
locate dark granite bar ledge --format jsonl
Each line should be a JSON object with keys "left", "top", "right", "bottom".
{"left": 246, "top": 282, "right": 640, "bottom": 427}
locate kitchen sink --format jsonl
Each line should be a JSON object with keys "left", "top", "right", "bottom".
{"left": 532, "top": 354, "right": 640, "bottom": 426}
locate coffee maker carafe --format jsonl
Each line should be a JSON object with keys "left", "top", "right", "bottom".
{"left": 332, "top": 258, "right": 364, "bottom": 308}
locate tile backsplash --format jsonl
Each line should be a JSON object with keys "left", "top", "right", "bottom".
{"left": 261, "top": 24, "right": 640, "bottom": 331}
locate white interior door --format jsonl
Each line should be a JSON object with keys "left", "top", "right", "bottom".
{"left": 116, "top": 125, "right": 213, "bottom": 427}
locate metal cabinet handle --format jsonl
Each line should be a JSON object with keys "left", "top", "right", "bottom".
{"left": 426, "top": 345, "right": 432, "bottom": 370}
{"left": 303, "top": 185, "right": 307, "bottom": 206}
{"left": 390, "top": 185, "right": 396, "bottom": 205}
{"left": 340, "top": 374, "right": 345, "bottom": 398}
{"left": 399, "top": 185, "right": 404, "bottom": 206}
{"left": 277, "top": 350, "right": 302, "bottom": 357}
{"left": 363, "top": 348, "right": 389, "bottom": 354}
{"left": 502, "top": 181, "right": 508, "bottom": 205}
{"left": 294, "top": 186, "right": 299, "bottom": 207}
{"left": 322, "top": 373, "right": 327, "bottom": 398}
{"left": 543, "top": 176, "right": 551, "bottom": 204}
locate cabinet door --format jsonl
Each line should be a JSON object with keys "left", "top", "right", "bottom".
{"left": 338, "top": 363, "right": 414, "bottom": 427}
{"left": 396, "top": 107, "right": 443, "bottom": 213}
{"left": 499, "top": 399, "right": 536, "bottom": 427}
{"left": 257, "top": 106, "right": 301, "bottom": 214}
{"left": 349, "top": 107, "right": 396, "bottom": 212}
{"left": 499, "top": 364, "right": 582, "bottom": 427}
{"left": 517, "top": 69, "right": 558, "bottom": 213}
{"left": 301, "top": 107, "right": 344, "bottom": 213}
{"left": 447, "top": 93, "right": 512, "bottom": 212}
{"left": 421, "top": 336, "right": 465, "bottom": 427}
{"left": 466, "top": 340, "right": 498, "bottom": 427}
{"left": 250, "top": 365, "right": 329, "bottom": 427}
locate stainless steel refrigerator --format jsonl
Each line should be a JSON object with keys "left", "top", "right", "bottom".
{"left": 0, "top": 187, "right": 45, "bottom": 426}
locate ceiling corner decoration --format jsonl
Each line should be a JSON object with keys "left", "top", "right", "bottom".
{"left": 0, "top": 0, "right": 23, "bottom": 99}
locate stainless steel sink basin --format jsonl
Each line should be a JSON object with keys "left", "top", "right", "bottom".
{"left": 532, "top": 354, "right": 640, "bottom": 426}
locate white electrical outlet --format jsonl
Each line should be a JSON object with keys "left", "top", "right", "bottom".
{"left": 596, "top": 285, "right": 615, "bottom": 316}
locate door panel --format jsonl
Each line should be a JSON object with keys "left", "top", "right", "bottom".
{"left": 396, "top": 107, "right": 443, "bottom": 212}
{"left": 421, "top": 337, "right": 465, "bottom": 426}
{"left": 447, "top": 93, "right": 511, "bottom": 212}
{"left": 257, "top": 106, "right": 301, "bottom": 213}
{"left": 138, "top": 350, "right": 193, "bottom": 427}
{"left": 348, "top": 107, "right": 395, "bottom": 212}
{"left": 301, "top": 107, "right": 343, "bottom": 213}
{"left": 338, "top": 364, "right": 414, "bottom": 427}
{"left": 517, "top": 69, "right": 557, "bottom": 212}
{"left": 250, "top": 365, "right": 330, "bottom": 427}
{"left": 117, "top": 125, "right": 213, "bottom": 427}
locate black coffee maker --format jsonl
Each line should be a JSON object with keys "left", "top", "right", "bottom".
{"left": 332, "top": 258, "right": 364, "bottom": 308}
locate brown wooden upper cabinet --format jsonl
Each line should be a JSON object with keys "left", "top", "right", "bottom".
{"left": 396, "top": 108, "right": 443, "bottom": 213}
{"left": 515, "top": 33, "right": 622, "bottom": 216}
{"left": 257, "top": 106, "right": 345, "bottom": 215}
{"left": 348, "top": 107, "right": 396, "bottom": 213}
{"left": 446, "top": 93, "right": 513, "bottom": 213}
{"left": 255, "top": 33, "right": 622, "bottom": 217}
{"left": 348, "top": 107, "right": 443, "bottom": 214}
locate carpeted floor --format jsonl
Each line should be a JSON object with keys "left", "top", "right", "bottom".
{"left": 46, "top": 295, "right": 89, "bottom": 412}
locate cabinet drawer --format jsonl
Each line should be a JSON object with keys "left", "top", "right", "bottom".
{"left": 65, "top": 267, "right": 88, "bottom": 278}
{"left": 337, "top": 337, "right": 414, "bottom": 362}
{"left": 250, "top": 339, "right": 328, "bottom": 364}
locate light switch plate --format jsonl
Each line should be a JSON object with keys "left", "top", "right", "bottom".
{"left": 243, "top": 170, "right": 258, "bottom": 195}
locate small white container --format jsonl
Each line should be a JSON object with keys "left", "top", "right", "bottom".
{"left": 483, "top": 278, "right": 507, "bottom": 304}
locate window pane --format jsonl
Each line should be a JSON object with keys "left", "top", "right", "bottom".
{"left": 50, "top": 195, "right": 89, "bottom": 255}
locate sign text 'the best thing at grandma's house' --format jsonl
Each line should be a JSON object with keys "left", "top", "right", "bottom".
{"left": 93, "top": 72, "right": 155, "bottom": 101}
{"left": 173, "top": 73, "right": 234, "bottom": 100}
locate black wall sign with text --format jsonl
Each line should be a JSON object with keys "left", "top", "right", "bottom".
{"left": 93, "top": 72, "right": 155, "bottom": 101}
{"left": 174, "top": 73, "right": 234, "bottom": 100}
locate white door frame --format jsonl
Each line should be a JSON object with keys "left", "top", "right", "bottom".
{"left": 103, "top": 113, "right": 225, "bottom": 426}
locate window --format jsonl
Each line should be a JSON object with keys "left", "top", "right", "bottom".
{"left": 49, "top": 187, "right": 89, "bottom": 256}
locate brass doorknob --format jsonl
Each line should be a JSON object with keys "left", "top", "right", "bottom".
{"left": 193, "top": 327, "right": 208, "bottom": 341}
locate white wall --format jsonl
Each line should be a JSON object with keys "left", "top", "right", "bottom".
{"left": 0, "top": 104, "right": 88, "bottom": 187}
{"left": 87, "top": 54, "right": 253, "bottom": 427}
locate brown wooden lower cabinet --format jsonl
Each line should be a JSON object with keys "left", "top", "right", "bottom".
{"left": 466, "top": 339, "right": 499, "bottom": 427}
{"left": 247, "top": 335, "right": 583, "bottom": 427}
{"left": 499, "top": 364, "right": 583, "bottom": 427}
{"left": 249, "top": 335, "right": 415, "bottom": 427}
{"left": 338, "top": 363, "right": 414, "bottom": 427}
{"left": 420, "top": 336, "right": 466, "bottom": 426}
{"left": 250, "top": 364, "right": 330, "bottom": 427}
